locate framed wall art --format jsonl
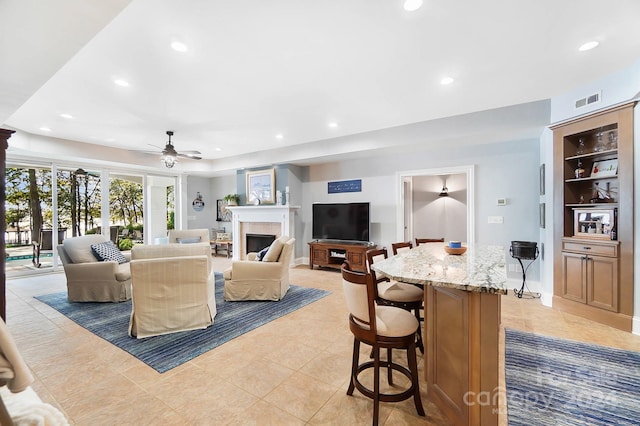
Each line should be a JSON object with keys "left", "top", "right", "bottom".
{"left": 246, "top": 168, "right": 275, "bottom": 204}
{"left": 216, "top": 199, "right": 232, "bottom": 222}
{"left": 590, "top": 159, "right": 618, "bottom": 178}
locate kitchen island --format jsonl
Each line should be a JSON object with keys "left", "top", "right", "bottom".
{"left": 371, "top": 243, "right": 507, "bottom": 426}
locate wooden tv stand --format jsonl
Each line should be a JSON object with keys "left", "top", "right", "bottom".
{"left": 308, "top": 240, "right": 375, "bottom": 272}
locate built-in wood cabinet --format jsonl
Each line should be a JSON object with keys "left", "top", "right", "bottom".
{"left": 308, "top": 241, "right": 375, "bottom": 272}
{"left": 551, "top": 102, "right": 635, "bottom": 331}
{"left": 561, "top": 240, "right": 618, "bottom": 312}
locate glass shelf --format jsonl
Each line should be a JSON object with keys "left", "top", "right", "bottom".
{"left": 565, "top": 203, "right": 618, "bottom": 208}
{"left": 565, "top": 175, "right": 617, "bottom": 183}
{"left": 565, "top": 149, "right": 617, "bottom": 161}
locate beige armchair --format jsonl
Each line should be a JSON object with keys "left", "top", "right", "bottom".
{"left": 223, "top": 236, "right": 295, "bottom": 301}
{"left": 129, "top": 243, "right": 216, "bottom": 338}
{"left": 57, "top": 235, "right": 131, "bottom": 302}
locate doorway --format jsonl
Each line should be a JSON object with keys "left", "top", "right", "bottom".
{"left": 396, "top": 165, "right": 475, "bottom": 244}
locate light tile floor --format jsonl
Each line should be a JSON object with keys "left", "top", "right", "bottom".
{"left": 5, "top": 258, "right": 640, "bottom": 425}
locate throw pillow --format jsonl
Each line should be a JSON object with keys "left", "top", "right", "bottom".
{"left": 91, "top": 240, "right": 128, "bottom": 264}
{"left": 176, "top": 237, "right": 201, "bottom": 244}
{"left": 256, "top": 245, "right": 271, "bottom": 261}
{"left": 262, "top": 239, "right": 284, "bottom": 262}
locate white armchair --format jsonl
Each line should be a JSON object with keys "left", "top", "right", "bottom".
{"left": 223, "top": 236, "right": 295, "bottom": 301}
{"left": 129, "top": 243, "right": 216, "bottom": 338}
{"left": 57, "top": 235, "right": 131, "bottom": 302}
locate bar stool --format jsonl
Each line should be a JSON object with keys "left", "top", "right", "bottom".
{"left": 415, "top": 237, "right": 444, "bottom": 246}
{"left": 341, "top": 261, "right": 425, "bottom": 426}
{"left": 366, "top": 248, "right": 424, "bottom": 353}
{"left": 391, "top": 241, "right": 412, "bottom": 255}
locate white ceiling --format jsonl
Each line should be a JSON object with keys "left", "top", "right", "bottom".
{"left": 2, "top": 0, "right": 640, "bottom": 175}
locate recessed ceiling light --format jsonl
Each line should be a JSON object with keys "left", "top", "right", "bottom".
{"left": 328, "top": 122, "right": 338, "bottom": 128}
{"left": 114, "top": 78, "right": 129, "bottom": 87}
{"left": 39, "top": 127, "right": 51, "bottom": 132}
{"left": 440, "top": 76, "right": 454, "bottom": 85}
{"left": 59, "top": 113, "right": 74, "bottom": 119}
{"left": 404, "top": 0, "right": 423, "bottom": 11}
{"left": 578, "top": 41, "right": 599, "bottom": 52}
{"left": 105, "top": 138, "right": 116, "bottom": 142}
{"left": 215, "top": 147, "right": 222, "bottom": 151}
{"left": 171, "top": 41, "right": 188, "bottom": 52}
{"left": 275, "top": 133, "right": 284, "bottom": 139}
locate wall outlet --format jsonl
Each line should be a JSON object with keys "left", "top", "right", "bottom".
{"left": 488, "top": 216, "right": 504, "bottom": 224}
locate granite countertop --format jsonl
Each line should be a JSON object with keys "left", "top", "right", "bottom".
{"left": 370, "top": 243, "right": 508, "bottom": 294}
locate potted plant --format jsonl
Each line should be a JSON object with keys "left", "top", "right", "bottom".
{"left": 223, "top": 193, "right": 240, "bottom": 206}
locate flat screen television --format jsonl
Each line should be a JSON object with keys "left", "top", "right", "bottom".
{"left": 312, "top": 202, "right": 370, "bottom": 243}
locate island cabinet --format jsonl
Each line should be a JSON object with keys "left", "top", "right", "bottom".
{"left": 551, "top": 101, "right": 635, "bottom": 331}
{"left": 308, "top": 241, "right": 375, "bottom": 272}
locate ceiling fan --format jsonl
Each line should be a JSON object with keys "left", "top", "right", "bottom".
{"left": 155, "top": 130, "right": 202, "bottom": 168}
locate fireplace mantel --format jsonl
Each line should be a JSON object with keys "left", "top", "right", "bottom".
{"left": 226, "top": 205, "right": 300, "bottom": 261}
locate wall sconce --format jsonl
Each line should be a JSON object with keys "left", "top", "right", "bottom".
{"left": 439, "top": 182, "right": 449, "bottom": 197}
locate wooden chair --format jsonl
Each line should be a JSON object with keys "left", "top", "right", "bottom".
{"left": 367, "top": 248, "right": 424, "bottom": 353}
{"left": 391, "top": 241, "right": 412, "bottom": 255}
{"left": 415, "top": 237, "right": 444, "bottom": 246}
{"left": 341, "top": 261, "right": 424, "bottom": 425}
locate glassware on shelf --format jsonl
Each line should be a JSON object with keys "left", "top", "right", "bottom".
{"left": 579, "top": 195, "right": 585, "bottom": 204}
{"left": 576, "top": 138, "right": 586, "bottom": 155}
{"left": 574, "top": 160, "right": 585, "bottom": 178}
{"left": 608, "top": 130, "right": 618, "bottom": 150}
{"left": 594, "top": 131, "right": 607, "bottom": 152}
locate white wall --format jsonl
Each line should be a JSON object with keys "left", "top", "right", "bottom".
{"left": 413, "top": 174, "right": 466, "bottom": 243}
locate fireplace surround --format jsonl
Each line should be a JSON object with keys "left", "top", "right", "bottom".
{"left": 226, "top": 205, "right": 299, "bottom": 263}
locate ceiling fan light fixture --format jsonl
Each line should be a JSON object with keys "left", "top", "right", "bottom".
{"left": 161, "top": 153, "right": 176, "bottom": 168}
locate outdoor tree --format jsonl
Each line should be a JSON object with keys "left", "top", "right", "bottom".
{"left": 110, "top": 178, "right": 143, "bottom": 227}
{"left": 5, "top": 168, "right": 30, "bottom": 243}
{"left": 28, "top": 168, "right": 43, "bottom": 243}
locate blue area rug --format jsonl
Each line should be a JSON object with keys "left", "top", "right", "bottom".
{"left": 36, "top": 273, "right": 329, "bottom": 373}
{"left": 505, "top": 328, "right": 640, "bottom": 426}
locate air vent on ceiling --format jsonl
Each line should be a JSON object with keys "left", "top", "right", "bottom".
{"left": 574, "top": 91, "right": 601, "bottom": 109}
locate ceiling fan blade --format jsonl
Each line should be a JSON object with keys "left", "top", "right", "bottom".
{"left": 177, "top": 153, "right": 202, "bottom": 160}
{"left": 178, "top": 150, "right": 202, "bottom": 155}
{"left": 147, "top": 143, "right": 164, "bottom": 150}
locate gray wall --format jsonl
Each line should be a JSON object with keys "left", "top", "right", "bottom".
{"left": 185, "top": 176, "right": 215, "bottom": 237}
{"left": 413, "top": 173, "right": 467, "bottom": 243}
{"left": 302, "top": 138, "right": 541, "bottom": 282}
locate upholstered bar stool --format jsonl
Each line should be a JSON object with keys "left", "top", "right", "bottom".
{"left": 341, "top": 262, "right": 425, "bottom": 426}
{"left": 367, "top": 248, "right": 424, "bottom": 353}
{"left": 415, "top": 237, "right": 444, "bottom": 246}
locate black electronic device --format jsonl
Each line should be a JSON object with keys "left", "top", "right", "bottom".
{"left": 312, "top": 202, "right": 370, "bottom": 243}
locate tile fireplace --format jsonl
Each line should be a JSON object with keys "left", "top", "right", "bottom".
{"left": 226, "top": 205, "right": 299, "bottom": 263}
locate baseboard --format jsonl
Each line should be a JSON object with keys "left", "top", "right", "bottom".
{"left": 633, "top": 316, "right": 640, "bottom": 336}
{"left": 539, "top": 291, "right": 553, "bottom": 307}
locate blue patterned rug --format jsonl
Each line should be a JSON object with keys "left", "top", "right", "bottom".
{"left": 36, "top": 273, "right": 329, "bottom": 373}
{"left": 505, "top": 328, "right": 640, "bottom": 425}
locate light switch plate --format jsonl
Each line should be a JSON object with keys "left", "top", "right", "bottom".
{"left": 497, "top": 198, "right": 507, "bottom": 206}
{"left": 488, "top": 216, "right": 504, "bottom": 224}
